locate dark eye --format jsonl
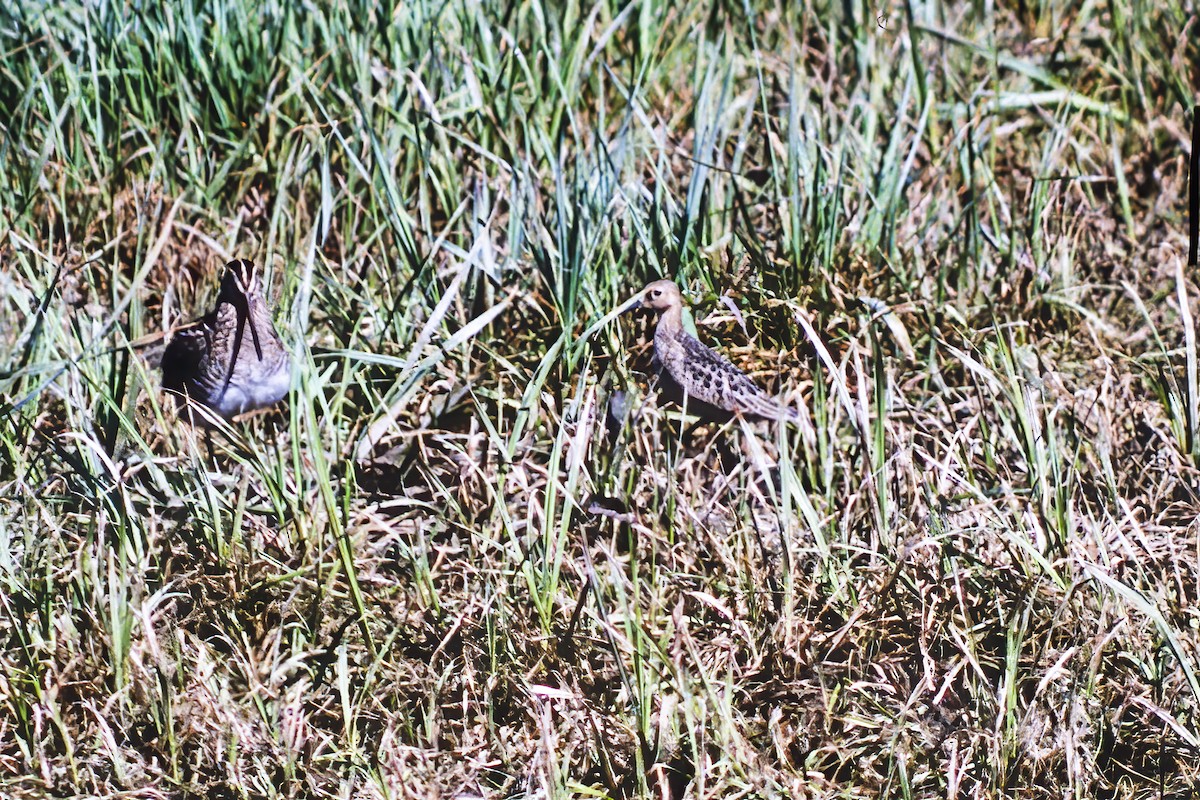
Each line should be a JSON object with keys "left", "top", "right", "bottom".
{"left": 650, "top": 290, "right": 661, "bottom": 298}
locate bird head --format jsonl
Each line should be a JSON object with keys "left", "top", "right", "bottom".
{"left": 631, "top": 279, "right": 682, "bottom": 312}
{"left": 220, "top": 259, "right": 261, "bottom": 301}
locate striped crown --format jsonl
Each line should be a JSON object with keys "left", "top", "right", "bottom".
{"left": 220, "top": 258, "right": 260, "bottom": 298}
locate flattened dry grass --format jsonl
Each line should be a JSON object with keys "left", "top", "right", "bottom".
{"left": 2, "top": 0, "right": 1200, "bottom": 797}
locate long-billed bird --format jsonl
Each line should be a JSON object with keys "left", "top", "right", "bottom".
{"left": 161, "top": 259, "right": 292, "bottom": 420}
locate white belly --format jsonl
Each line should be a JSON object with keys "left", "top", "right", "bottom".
{"left": 211, "top": 367, "right": 292, "bottom": 417}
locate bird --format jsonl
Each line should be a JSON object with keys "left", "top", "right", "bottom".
{"left": 161, "top": 259, "right": 292, "bottom": 420}
{"left": 628, "top": 279, "right": 799, "bottom": 423}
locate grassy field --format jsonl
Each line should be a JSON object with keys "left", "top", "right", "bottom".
{"left": 2, "top": 0, "right": 1200, "bottom": 797}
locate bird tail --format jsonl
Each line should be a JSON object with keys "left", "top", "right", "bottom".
{"left": 744, "top": 394, "right": 801, "bottom": 423}
{"left": 771, "top": 400, "right": 817, "bottom": 448}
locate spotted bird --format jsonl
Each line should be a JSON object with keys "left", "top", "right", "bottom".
{"left": 629, "top": 279, "right": 798, "bottom": 422}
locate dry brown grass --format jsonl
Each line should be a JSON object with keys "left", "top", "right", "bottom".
{"left": 2, "top": 1, "right": 1200, "bottom": 798}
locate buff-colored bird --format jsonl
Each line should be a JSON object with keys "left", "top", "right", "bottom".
{"left": 629, "top": 279, "right": 798, "bottom": 422}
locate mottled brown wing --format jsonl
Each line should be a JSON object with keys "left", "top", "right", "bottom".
{"left": 678, "top": 333, "right": 797, "bottom": 421}
{"left": 678, "top": 334, "right": 758, "bottom": 403}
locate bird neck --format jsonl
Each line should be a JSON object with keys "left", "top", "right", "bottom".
{"left": 656, "top": 304, "right": 684, "bottom": 336}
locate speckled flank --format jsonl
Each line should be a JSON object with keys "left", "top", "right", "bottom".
{"left": 637, "top": 279, "right": 798, "bottom": 422}
{"left": 161, "top": 259, "right": 292, "bottom": 420}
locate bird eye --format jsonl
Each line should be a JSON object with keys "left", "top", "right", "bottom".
{"left": 650, "top": 290, "right": 661, "bottom": 298}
